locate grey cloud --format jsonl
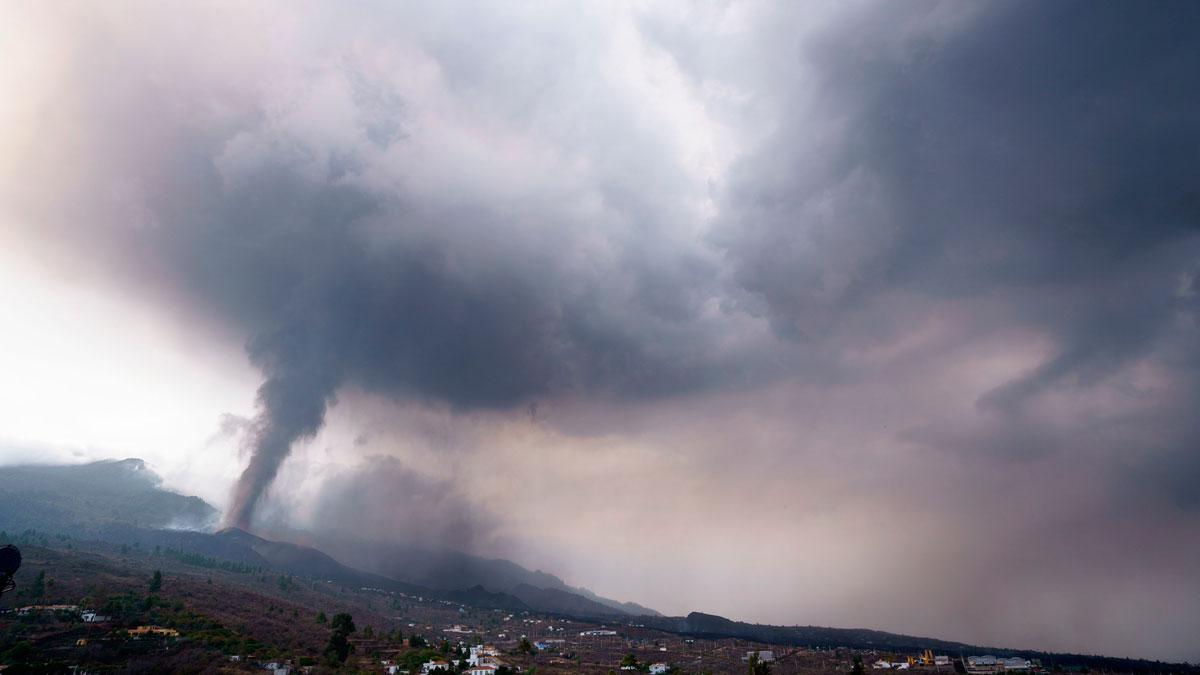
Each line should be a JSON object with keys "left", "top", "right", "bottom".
{"left": 713, "top": 0, "right": 1200, "bottom": 471}
{"left": 4, "top": 4, "right": 767, "bottom": 526}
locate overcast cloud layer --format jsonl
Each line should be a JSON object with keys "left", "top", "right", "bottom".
{"left": 1, "top": 0, "right": 1198, "bottom": 662}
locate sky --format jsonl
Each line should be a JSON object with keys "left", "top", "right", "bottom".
{"left": 1, "top": 0, "right": 1199, "bottom": 662}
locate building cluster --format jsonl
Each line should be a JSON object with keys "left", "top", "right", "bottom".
{"left": 414, "top": 643, "right": 506, "bottom": 675}
{"left": 965, "top": 655, "right": 1035, "bottom": 673}
{"left": 873, "top": 650, "right": 951, "bottom": 670}
{"left": 871, "top": 651, "right": 1037, "bottom": 672}
{"left": 744, "top": 650, "right": 776, "bottom": 663}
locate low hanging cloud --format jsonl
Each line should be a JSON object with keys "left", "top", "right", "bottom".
{"left": 2, "top": 0, "right": 1200, "bottom": 661}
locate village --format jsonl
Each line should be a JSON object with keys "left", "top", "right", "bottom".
{"left": 5, "top": 597, "right": 1049, "bottom": 674}
{"left": 0, "top": 540, "right": 1163, "bottom": 674}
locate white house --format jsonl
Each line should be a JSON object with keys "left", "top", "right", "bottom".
{"left": 422, "top": 660, "right": 451, "bottom": 673}
{"left": 649, "top": 663, "right": 669, "bottom": 674}
{"left": 468, "top": 645, "right": 500, "bottom": 666}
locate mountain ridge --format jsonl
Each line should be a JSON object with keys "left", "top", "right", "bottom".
{"left": 1, "top": 457, "right": 1188, "bottom": 670}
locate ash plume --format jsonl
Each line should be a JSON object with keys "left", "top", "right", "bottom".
{"left": 226, "top": 327, "right": 340, "bottom": 528}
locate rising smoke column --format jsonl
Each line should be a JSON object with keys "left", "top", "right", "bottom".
{"left": 226, "top": 324, "right": 340, "bottom": 528}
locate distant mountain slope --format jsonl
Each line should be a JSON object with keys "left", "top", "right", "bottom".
{"left": 0, "top": 458, "right": 217, "bottom": 534}
{"left": 639, "top": 612, "right": 1189, "bottom": 673}
{"left": 568, "top": 587, "right": 659, "bottom": 617}
{"left": 643, "top": 611, "right": 975, "bottom": 652}
{"left": 311, "top": 537, "right": 660, "bottom": 617}
{"left": 0, "top": 458, "right": 654, "bottom": 618}
{"left": 442, "top": 585, "right": 531, "bottom": 612}
{"left": 94, "top": 524, "right": 430, "bottom": 595}
{"left": 507, "top": 583, "right": 626, "bottom": 619}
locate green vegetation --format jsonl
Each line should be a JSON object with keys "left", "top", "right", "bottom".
{"left": 160, "top": 546, "right": 262, "bottom": 574}
{"left": 149, "top": 569, "right": 162, "bottom": 592}
{"left": 396, "top": 647, "right": 441, "bottom": 671}
{"left": 748, "top": 652, "right": 772, "bottom": 674}
{"left": 323, "top": 612, "right": 356, "bottom": 664}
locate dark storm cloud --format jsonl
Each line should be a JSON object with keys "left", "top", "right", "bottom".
{"left": 714, "top": 1, "right": 1200, "bottom": 476}
{"left": 144, "top": 159, "right": 743, "bottom": 526}
{"left": 2, "top": 5, "right": 769, "bottom": 527}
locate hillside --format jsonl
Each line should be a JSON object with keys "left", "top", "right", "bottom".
{"left": 507, "top": 583, "right": 626, "bottom": 619}
{"left": 2, "top": 537, "right": 1194, "bottom": 674}
{"left": 0, "top": 458, "right": 217, "bottom": 534}
{"left": 0, "top": 459, "right": 655, "bottom": 617}
{"left": 307, "top": 536, "right": 660, "bottom": 617}
{"left": 0, "top": 459, "right": 1191, "bottom": 672}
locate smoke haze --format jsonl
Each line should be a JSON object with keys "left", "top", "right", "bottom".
{"left": 1, "top": 0, "right": 1198, "bottom": 662}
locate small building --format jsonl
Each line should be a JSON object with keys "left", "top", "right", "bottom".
{"left": 743, "top": 650, "right": 775, "bottom": 663}
{"left": 127, "top": 626, "right": 180, "bottom": 638}
{"left": 468, "top": 645, "right": 500, "bottom": 666}
{"left": 966, "top": 655, "right": 999, "bottom": 674}
{"left": 422, "top": 660, "right": 451, "bottom": 673}
{"left": 649, "top": 663, "right": 669, "bottom": 674}
{"left": 81, "top": 611, "right": 112, "bottom": 623}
